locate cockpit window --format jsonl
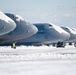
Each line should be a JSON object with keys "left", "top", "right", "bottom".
{"left": 12, "top": 14, "right": 15, "bottom": 19}
{"left": 15, "top": 16, "right": 19, "bottom": 19}
{"left": 49, "top": 24, "right": 53, "bottom": 27}
{"left": 48, "top": 24, "right": 53, "bottom": 28}
{"left": 72, "top": 28, "right": 75, "bottom": 31}
{"left": 65, "top": 28, "right": 69, "bottom": 30}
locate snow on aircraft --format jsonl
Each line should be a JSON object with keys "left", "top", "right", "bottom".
{"left": 61, "top": 27, "right": 76, "bottom": 47}
{"left": 0, "top": 13, "right": 38, "bottom": 48}
{"left": 72, "top": 28, "right": 76, "bottom": 32}
{"left": 0, "top": 23, "right": 70, "bottom": 48}
{"left": 0, "top": 11, "right": 16, "bottom": 35}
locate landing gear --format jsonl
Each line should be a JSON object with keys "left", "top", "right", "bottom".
{"left": 56, "top": 42, "right": 66, "bottom": 48}
{"left": 11, "top": 42, "right": 16, "bottom": 49}
{"left": 52, "top": 43, "right": 56, "bottom": 47}
{"left": 69, "top": 43, "right": 72, "bottom": 45}
{"left": 74, "top": 42, "right": 76, "bottom": 47}
{"left": 45, "top": 44, "right": 50, "bottom": 46}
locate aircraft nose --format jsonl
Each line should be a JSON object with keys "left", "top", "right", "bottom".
{"left": 6, "top": 21, "right": 16, "bottom": 32}
{"left": 25, "top": 23, "right": 38, "bottom": 37}
{"left": 0, "top": 19, "right": 16, "bottom": 36}
{"left": 31, "top": 24, "right": 38, "bottom": 34}
{"left": 28, "top": 24, "right": 38, "bottom": 35}
{"left": 55, "top": 26, "right": 70, "bottom": 41}
{"left": 61, "top": 32, "right": 70, "bottom": 41}
{"left": 0, "top": 11, "right": 16, "bottom": 36}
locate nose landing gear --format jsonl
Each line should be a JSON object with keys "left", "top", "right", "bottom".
{"left": 11, "top": 42, "right": 16, "bottom": 49}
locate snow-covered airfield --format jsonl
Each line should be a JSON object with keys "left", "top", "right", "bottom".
{"left": 0, "top": 45, "right": 76, "bottom": 75}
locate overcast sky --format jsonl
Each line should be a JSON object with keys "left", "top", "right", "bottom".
{"left": 0, "top": 0, "right": 76, "bottom": 27}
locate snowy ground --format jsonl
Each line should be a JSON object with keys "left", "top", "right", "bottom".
{"left": 0, "top": 45, "right": 76, "bottom": 75}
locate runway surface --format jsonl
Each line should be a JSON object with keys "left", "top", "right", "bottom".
{"left": 0, "top": 45, "right": 76, "bottom": 61}
{"left": 0, "top": 45, "right": 76, "bottom": 75}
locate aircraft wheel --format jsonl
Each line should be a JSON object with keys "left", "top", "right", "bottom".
{"left": 56, "top": 42, "right": 65, "bottom": 48}
{"left": 69, "top": 43, "right": 72, "bottom": 45}
{"left": 45, "top": 44, "right": 50, "bottom": 46}
{"left": 52, "top": 43, "right": 56, "bottom": 47}
{"left": 11, "top": 43, "right": 16, "bottom": 49}
{"left": 74, "top": 43, "right": 76, "bottom": 47}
